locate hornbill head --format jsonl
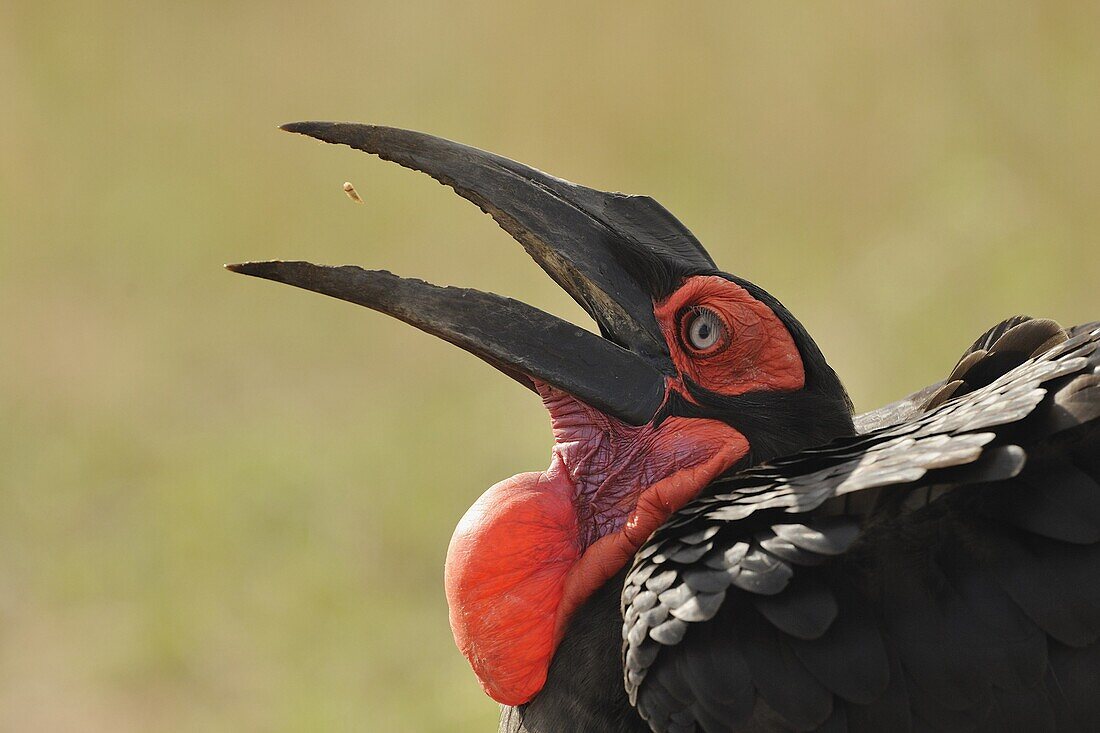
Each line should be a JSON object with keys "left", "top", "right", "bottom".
{"left": 229, "top": 123, "right": 853, "bottom": 706}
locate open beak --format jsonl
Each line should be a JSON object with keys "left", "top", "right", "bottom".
{"left": 228, "top": 123, "right": 716, "bottom": 425}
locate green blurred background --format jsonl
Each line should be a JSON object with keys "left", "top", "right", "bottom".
{"left": 2, "top": 2, "right": 1099, "bottom": 731}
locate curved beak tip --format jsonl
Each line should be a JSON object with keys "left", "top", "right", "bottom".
{"left": 280, "top": 121, "right": 328, "bottom": 138}
{"left": 225, "top": 261, "right": 288, "bottom": 280}
{"left": 225, "top": 261, "right": 259, "bottom": 275}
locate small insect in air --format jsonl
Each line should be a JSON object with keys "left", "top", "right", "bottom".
{"left": 342, "top": 181, "right": 364, "bottom": 204}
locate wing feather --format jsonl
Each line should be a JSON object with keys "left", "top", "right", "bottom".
{"left": 624, "top": 318, "right": 1100, "bottom": 732}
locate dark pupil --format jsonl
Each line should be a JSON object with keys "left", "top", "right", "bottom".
{"left": 696, "top": 321, "right": 710, "bottom": 340}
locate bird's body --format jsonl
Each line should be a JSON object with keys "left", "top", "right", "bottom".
{"left": 505, "top": 318, "right": 1100, "bottom": 733}
{"left": 620, "top": 318, "right": 1100, "bottom": 733}
{"left": 231, "top": 123, "right": 1100, "bottom": 732}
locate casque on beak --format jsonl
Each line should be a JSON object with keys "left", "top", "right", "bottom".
{"left": 228, "top": 122, "right": 719, "bottom": 425}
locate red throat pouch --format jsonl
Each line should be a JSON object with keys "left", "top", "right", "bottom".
{"left": 444, "top": 417, "right": 745, "bottom": 705}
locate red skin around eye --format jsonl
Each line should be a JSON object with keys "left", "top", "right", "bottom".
{"left": 654, "top": 275, "right": 805, "bottom": 397}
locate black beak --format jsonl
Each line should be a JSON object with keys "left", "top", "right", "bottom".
{"left": 228, "top": 123, "right": 717, "bottom": 426}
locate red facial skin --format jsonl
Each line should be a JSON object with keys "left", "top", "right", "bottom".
{"left": 444, "top": 276, "right": 806, "bottom": 705}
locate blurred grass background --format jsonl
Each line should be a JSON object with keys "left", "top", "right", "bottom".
{"left": 2, "top": 1, "right": 1099, "bottom": 731}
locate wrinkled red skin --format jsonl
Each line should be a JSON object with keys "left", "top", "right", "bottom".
{"left": 445, "top": 390, "right": 744, "bottom": 704}
{"left": 444, "top": 276, "right": 805, "bottom": 705}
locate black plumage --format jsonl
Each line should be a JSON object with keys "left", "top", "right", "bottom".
{"left": 623, "top": 320, "right": 1100, "bottom": 732}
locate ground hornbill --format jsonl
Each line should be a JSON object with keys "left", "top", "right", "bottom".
{"left": 230, "top": 123, "right": 1100, "bottom": 733}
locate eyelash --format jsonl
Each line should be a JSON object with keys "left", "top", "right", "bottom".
{"left": 679, "top": 306, "right": 730, "bottom": 355}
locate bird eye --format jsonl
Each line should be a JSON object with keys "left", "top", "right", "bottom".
{"left": 681, "top": 307, "right": 728, "bottom": 354}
